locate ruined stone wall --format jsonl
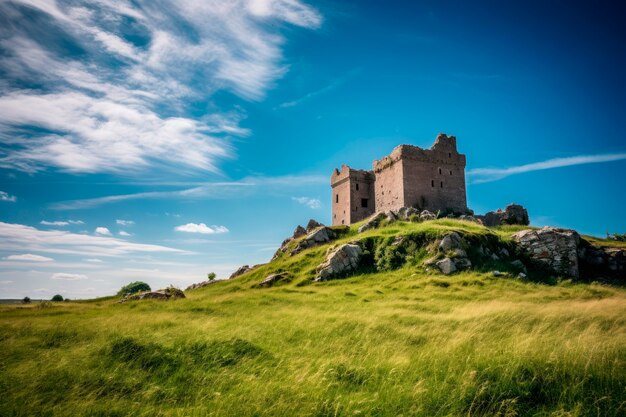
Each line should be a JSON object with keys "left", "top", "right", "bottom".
{"left": 373, "top": 153, "right": 404, "bottom": 212}
{"left": 348, "top": 170, "right": 375, "bottom": 223}
{"left": 331, "top": 166, "right": 375, "bottom": 225}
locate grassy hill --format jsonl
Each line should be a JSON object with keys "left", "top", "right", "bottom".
{"left": 1, "top": 220, "right": 625, "bottom": 416}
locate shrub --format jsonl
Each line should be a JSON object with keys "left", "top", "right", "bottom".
{"left": 22, "top": 296, "right": 31, "bottom": 304}
{"left": 51, "top": 294, "right": 64, "bottom": 302}
{"left": 117, "top": 281, "right": 151, "bottom": 296}
{"left": 207, "top": 272, "right": 216, "bottom": 281}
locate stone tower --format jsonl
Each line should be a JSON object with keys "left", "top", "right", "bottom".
{"left": 331, "top": 133, "right": 467, "bottom": 226}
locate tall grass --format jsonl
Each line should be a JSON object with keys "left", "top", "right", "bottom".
{"left": 1, "top": 220, "right": 624, "bottom": 416}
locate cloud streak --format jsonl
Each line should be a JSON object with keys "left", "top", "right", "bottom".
{"left": 175, "top": 223, "right": 229, "bottom": 234}
{"left": 0, "top": 222, "right": 186, "bottom": 257}
{"left": 292, "top": 196, "right": 321, "bottom": 209}
{"left": 468, "top": 153, "right": 626, "bottom": 184}
{"left": 0, "top": 191, "right": 17, "bottom": 202}
{"left": 50, "top": 174, "right": 326, "bottom": 210}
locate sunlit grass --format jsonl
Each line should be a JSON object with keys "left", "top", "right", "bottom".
{"left": 1, "top": 220, "right": 624, "bottom": 416}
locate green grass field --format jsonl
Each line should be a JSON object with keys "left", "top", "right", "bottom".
{"left": 1, "top": 220, "right": 625, "bottom": 416}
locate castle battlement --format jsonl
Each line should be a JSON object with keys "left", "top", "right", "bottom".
{"left": 331, "top": 133, "right": 467, "bottom": 225}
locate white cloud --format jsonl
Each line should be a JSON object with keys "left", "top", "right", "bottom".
{"left": 0, "top": 191, "right": 16, "bottom": 202}
{"left": 0, "top": 0, "right": 322, "bottom": 174}
{"left": 0, "top": 222, "right": 185, "bottom": 257}
{"left": 51, "top": 273, "right": 87, "bottom": 281}
{"left": 119, "top": 231, "right": 132, "bottom": 237}
{"left": 175, "top": 223, "right": 229, "bottom": 234}
{"left": 468, "top": 153, "right": 626, "bottom": 184}
{"left": 41, "top": 220, "right": 84, "bottom": 226}
{"left": 84, "top": 258, "right": 103, "bottom": 263}
{"left": 95, "top": 227, "right": 112, "bottom": 236}
{"left": 292, "top": 196, "right": 321, "bottom": 209}
{"left": 4, "top": 254, "right": 54, "bottom": 262}
{"left": 116, "top": 219, "right": 134, "bottom": 226}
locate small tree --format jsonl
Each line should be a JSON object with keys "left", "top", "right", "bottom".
{"left": 117, "top": 281, "right": 151, "bottom": 296}
{"left": 207, "top": 272, "right": 216, "bottom": 281}
{"left": 51, "top": 294, "right": 64, "bottom": 302}
{"left": 22, "top": 296, "right": 31, "bottom": 304}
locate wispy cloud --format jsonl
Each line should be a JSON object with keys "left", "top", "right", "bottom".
{"left": 175, "top": 223, "right": 229, "bottom": 234}
{"left": 0, "top": 222, "right": 186, "bottom": 257}
{"left": 119, "top": 231, "right": 132, "bottom": 237}
{"left": 276, "top": 68, "right": 360, "bottom": 108}
{"left": 292, "top": 196, "right": 321, "bottom": 209}
{"left": 468, "top": 153, "right": 626, "bottom": 184}
{"left": 0, "top": 0, "right": 321, "bottom": 174}
{"left": 116, "top": 219, "right": 134, "bottom": 226}
{"left": 0, "top": 191, "right": 17, "bottom": 202}
{"left": 41, "top": 220, "right": 84, "bottom": 226}
{"left": 4, "top": 254, "right": 54, "bottom": 262}
{"left": 50, "top": 174, "right": 326, "bottom": 210}
{"left": 51, "top": 273, "right": 87, "bottom": 281}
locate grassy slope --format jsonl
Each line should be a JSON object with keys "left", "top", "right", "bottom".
{"left": 1, "top": 220, "right": 625, "bottom": 417}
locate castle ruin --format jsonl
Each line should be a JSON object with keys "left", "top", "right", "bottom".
{"left": 331, "top": 133, "right": 467, "bottom": 225}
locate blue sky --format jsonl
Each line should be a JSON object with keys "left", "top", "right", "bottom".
{"left": 0, "top": 0, "right": 624, "bottom": 299}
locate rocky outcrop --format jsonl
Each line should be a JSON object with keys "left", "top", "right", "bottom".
{"left": 229, "top": 265, "right": 252, "bottom": 279}
{"left": 258, "top": 272, "right": 291, "bottom": 287}
{"left": 185, "top": 280, "right": 218, "bottom": 291}
{"left": 435, "top": 232, "right": 472, "bottom": 272}
{"left": 358, "top": 212, "right": 387, "bottom": 233}
{"left": 512, "top": 227, "right": 580, "bottom": 278}
{"left": 315, "top": 244, "right": 362, "bottom": 281}
{"left": 293, "top": 225, "right": 307, "bottom": 239}
{"left": 481, "top": 204, "right": 530, "bottom": 227}
{"left": 292, "top": 227, "right": 336, "bottom": 255}
{"left": 396, "top": 207, "right": 419, "bottom": 221}
{"left": 306, "top": 219, "right": 322, "bottom": 232}
{"left": 119, "top": 287, "right": 185, "bottom": 303}
{"left": 578, "top": 243, "right": 626, "bottom": 280}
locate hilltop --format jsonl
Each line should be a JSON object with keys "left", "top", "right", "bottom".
{"left": 0, "top": 216, "right": 625, "bottom": 416}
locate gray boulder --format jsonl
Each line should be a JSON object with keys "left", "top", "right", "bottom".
{"left": 439, "top": 232, "right": 462, "bottom": 252}
{"left": 396, "top": 207, "right": 419, "bottom": 221}
{"left": 436, "top": 257, "right": 457, "bottom": 275}
{"left": 259, "top": 272, "right": 290, "bottom": 287}
{"left": 512, "top": 227, "right": 580, "bottom": 278}
{"left": 420, "top": 210, "right": 437, "bottom": 221}
{"left": 315, "top": 244, "right": 363, "bottom": 281}
{"left": 229, "top": 265, "right": 251, "bottom": 279}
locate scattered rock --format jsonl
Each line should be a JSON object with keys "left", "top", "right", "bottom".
{"left": 518, "top": 272, "right": 527, "bottom": 279}
{"left": 358, "top": 212, "right": 387, "bottom": 233}
{"left": 439, "top": 232, "right": 462, "bottom": 252}
{"left": 258, "top": 272, "right": 291, "bottom": 287}
{"left": 120, "top": 287, "right": 185, "bottom": 303}
{"left": 436, "top": 257, "right": 457, "bottom": 275}
{"left": 454, "top": 257, "right": 472, "bottom": 270}
{"left": 293, "top": 225, "right": 307, "bottom": 239}
{"left": 512, "top": 227, "right": 580, "bottom": 278}
{"left": 499, "top": 248, "right": 510, "bottom": 257}
{"left": 420, "top": 210, "right": 437, "bottom": 221}
{"left": 492, "top": 271, "right": 503, "bottom": 277}
{"left": 315, "top": 244, "right": 363, "bottom": 281}
{"left": 185, "top": 280, "right": 218, "bottom": 291}
{"left": 459, "top": 214, "right": 482, "bottom": 224}
{"left": 306, "top": 219, "right": 322, "bottom": 232}
{"left": 229, "top": 265, "right": 252, "bottom": 279}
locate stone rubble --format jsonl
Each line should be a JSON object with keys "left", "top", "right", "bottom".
{"left": 512, "top": 227, "right": 580, "bottom": 278}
